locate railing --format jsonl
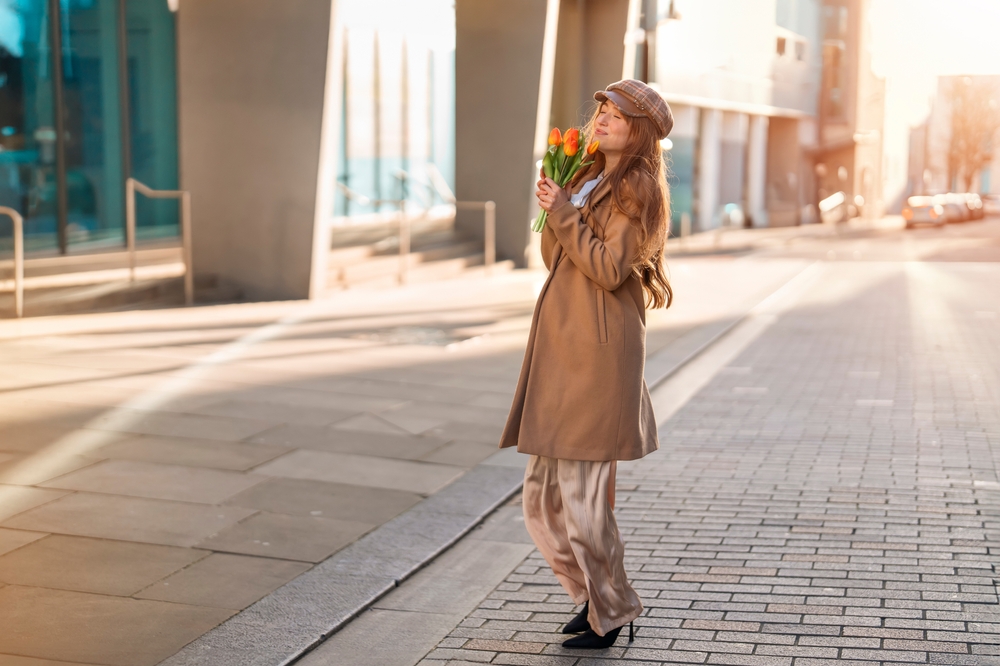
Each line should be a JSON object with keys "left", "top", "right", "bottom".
{"left": 337, "top": 171, "right": 497, "bottom": 284}
{"left": 0, "top": 207, "right": 24, "bottom": 318}
{"left": 126, "top": 178, "right": 193, "bottom": 305}
{"left": 415, "top": 165, "right": 497, "bottom": 272}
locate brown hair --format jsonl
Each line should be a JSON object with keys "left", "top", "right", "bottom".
{"left": 571, "top": 102, "right": 673, "bottom": 309}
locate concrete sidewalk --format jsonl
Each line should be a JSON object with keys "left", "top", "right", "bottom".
{"left": 0, "top": 256, "right": 803, "bottom": 665}
{"left": 392, "top": 259, "right": 1000, "bottom": 665}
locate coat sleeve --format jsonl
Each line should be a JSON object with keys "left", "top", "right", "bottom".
{"left": 546, "top": 200, "right": 639, "bottom": 291}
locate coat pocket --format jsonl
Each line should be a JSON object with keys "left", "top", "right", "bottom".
{"left": 596, "top": 289, "right": 608, "bottom": 344}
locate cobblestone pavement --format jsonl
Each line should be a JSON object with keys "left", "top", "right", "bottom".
{"left": 421, "top": 259, "right": 1000, "bottom": 665}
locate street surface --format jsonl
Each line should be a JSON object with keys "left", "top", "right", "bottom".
{"left": 0, "top": 217, "right": 998, "bottom": 664}
{"left": 315, "top": 217, "right": 1000, "bottom": 666}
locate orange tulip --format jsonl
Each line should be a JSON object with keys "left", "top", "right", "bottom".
{"left": 548, "top": 128, "right": 563, "bottom": 146}
{"left": 564, "top": 128, "right": 580, "bottom": 144}
{"left": 563, "top": 137, "right": 579, "bottom": 157}
{"left": 586, "top": 140, "right": 599, "bottom": 155}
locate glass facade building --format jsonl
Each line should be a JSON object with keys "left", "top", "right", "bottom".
{"left": 0, "top": 0, "right": 178, "bottom": 255}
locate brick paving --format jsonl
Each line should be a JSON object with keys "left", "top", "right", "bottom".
{"left": 420, "top": 261, "right": 1000, "bottom": 665}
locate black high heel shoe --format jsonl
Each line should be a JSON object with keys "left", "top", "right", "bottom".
{"left": 561, "top": 620, "right": 634, "bottom": 649}
{"left": 561, "top": 601, "right": 590, "bottom": 634}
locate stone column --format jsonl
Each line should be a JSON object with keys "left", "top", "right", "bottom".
{"left": 697, "top": 108, "right": 722, "bottom": 231}
{"left": 177, "top": 0, "right": 336, "bottom": 301}
{"left": 455, "top": 0, "right": 560, "bottom": 267}
{"left": 746, "top": 114, "right": 769, "bottom": 227}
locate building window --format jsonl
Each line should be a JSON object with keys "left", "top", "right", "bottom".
{"left": 776, "top": 37, "right": 786, "bottom": 56}
{"left": 823, "top": 5, "right": 849, "bottom": 40}
{"left": 795, "top": 40, "right": 806, "bottom": 61}
{"left": 822, "top": 40, "right": 847, "bottom": 119}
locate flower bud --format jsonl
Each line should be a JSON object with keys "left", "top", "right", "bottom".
{"left": 563, "top": 138, "right": 579, "bottom": 157}
{"left": 586, "top": 140, "right": 599, "bottom": 155}
{"left": 548, "top": 128, "right": 562, "bottom": 146}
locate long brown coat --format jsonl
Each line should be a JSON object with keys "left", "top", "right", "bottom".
{"left": 499, "top": 175, "right": 659, "bottom": 461}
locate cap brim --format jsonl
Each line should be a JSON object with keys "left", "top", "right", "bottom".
{"left": 593, "top": 89, "right": 644, "bottom": 117}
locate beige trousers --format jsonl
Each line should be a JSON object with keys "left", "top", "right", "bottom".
{"left": 522, "top": 455, "right": 642, "bottom": 636}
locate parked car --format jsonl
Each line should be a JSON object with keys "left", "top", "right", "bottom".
{"left": 819, "top": 191, "right": 849, "bottom": 224}
{"left": 962, "top": 193, "right": 984, "bottom": 220}
{"left": 931, "top": 194, "right": 967, "bottom": 223}
{"left": 902, "top": 196, "right": 946, "bottom": 228}
{"left": 982, "top": 194, "right": 1000, "bottom": 217}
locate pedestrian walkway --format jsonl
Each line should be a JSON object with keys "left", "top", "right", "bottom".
{"left": 414, "top": 260, "right": 1000, "bottom": 665}
{"left": 0, "top": 255, "right": 800, "bottom": 665}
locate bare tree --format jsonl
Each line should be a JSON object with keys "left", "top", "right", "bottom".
{"left": 947, "top": 77, "right": 1000, "bottom": 192}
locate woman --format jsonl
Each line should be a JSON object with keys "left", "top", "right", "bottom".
{"left": 499, "top": 79, "right": 674, "bottom": 649}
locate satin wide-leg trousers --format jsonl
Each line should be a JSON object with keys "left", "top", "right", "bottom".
{"left": 522, "top": 455, "right": 642, "bottom": 636}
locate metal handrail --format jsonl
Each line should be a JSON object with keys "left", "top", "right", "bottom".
{"left": 126, "top": 178, "right": 193, "bottom": 305}
{"left": 395, "top": 167, "right": 496, "bottom": 273}
{"left": 0, "top": 207, "right": 24, "bottom": 318}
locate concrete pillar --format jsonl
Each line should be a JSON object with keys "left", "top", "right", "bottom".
{"left": 719, "top": 112, "right": 748, "bottom": 210}
{"left": 455, "top": 0, "right": 559, "bottom": 268}
{"left": 550, "top": 0, "right": 630, "bottom": 130}
{"left": 697, "top": 108, "right": 722, "bottom": 231}
{"left": 177, "top": 0, "right": 335, "bottom": 301}
{"left": 746, "top": 115, "right": 769, "bottom": 227}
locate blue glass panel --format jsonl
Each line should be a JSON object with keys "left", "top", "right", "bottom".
{"left": 126, "top": 0, "right": 178, "bottom": 241}
{"left": 0, "top": 0, "right": 59, "bottom": 253}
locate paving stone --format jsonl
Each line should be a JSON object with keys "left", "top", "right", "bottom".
{"left": 196, "top": 511, "right": 373, "bottom": 562}
{"left": 0, "top": 492, "right": 256, "bottom": 547}
{"left": 134, "top": 553, "right": 311, "bottom": 609}
{"left": 0, "top": 527, "right": 47, "bottom": 556}
{"left": 251, "top": 448, "right": 464, "bottom": 495}
{"left": 223, "top": 477, "right": 422, "bottom": 523}
{"left": 40, "top": 460, "right": 265, "bottom": 504}
{"left": 0, "top": 585, "right": 232, "bottom": 666}
{"left": 88, "top": 435, "right": 291, "bottom": 471}
{"left": 0, "top": 535, "right": 207, "bottom": 596}
{"left": 247, "top": 423, "right": 447, "bottom": 460}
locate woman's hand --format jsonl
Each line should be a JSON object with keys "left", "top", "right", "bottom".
{"left": 536, "top": 175, "right": 570, "bottom": 213}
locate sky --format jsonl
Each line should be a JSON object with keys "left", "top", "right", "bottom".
{"left": 869, "top": 0, "right": 1000, "bottom": 200}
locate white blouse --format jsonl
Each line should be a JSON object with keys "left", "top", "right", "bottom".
{"left": 570, "top": 173, "right": 604, "bottom": 208}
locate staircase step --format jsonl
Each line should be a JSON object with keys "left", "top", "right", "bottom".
{"left": 328, "top": 240, "right": 485, "bottom": 287}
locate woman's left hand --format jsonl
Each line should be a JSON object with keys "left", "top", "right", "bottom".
{"left": 536, "top": 177, "right": 570, "bottom": 213}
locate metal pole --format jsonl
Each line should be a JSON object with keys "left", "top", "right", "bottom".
{"left": 116, "top": 0, "right": 132, "bottom": 238}
{"left": 181, "top": 191, "right": 193, "bottom": 305}
{"left": 484, "top": 201, "right": 496, "bottom": 272}
{"left": 373, "top": 31, "right": 381, "bottom": 208}
{"left": 0, "top": 207, "right": 23, "bottom": 318}
{"left": 125, "top": 177, "right": 136, "bottom": 281}
{"left": 398, "top": 199, "right": 409, "bottom": 284}
{"left": 47, "top": 0, "right": 69, "bottom": 255}
{"left": 401, "top": 38, "right": 409, "bottom": 181}
{"left": 340, "top": 27, "right": 350, "bottom": 216}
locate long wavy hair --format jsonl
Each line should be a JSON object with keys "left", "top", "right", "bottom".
{"left": 570, "top": 102, "right": 673, "bottom": 309}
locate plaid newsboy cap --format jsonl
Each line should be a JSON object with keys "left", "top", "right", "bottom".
{"left": 594, "top": 79, "right": 674, "bottom": 140}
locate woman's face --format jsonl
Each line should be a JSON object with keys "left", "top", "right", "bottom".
{"left": 593, "top": 101, "right": 630, "bottom": 155}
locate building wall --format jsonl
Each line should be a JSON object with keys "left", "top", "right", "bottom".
{"left": 550, "top": 0, "right": 630, "bottom": 130}
{"left": 177, "top": 0, "right": 333, "bottom": 300}
{"left": 455, "top": 0, "right": 556, "bottom": 267}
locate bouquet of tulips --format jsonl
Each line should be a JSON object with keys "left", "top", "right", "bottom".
{"left": 532, "top": 127, "right": 599, "bottom": 232}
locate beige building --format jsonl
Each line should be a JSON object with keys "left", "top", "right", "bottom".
{"left": 814, "top": 0, "right": 886, "bottom": 219}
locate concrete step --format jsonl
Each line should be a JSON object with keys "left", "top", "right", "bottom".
{"left": 327, "top": 238, "right": 488, "bottom": 288}
{"left": 0, "top": 273, "right": 243, "bottom": 319}
{"left": 0, "top": 244, "right": 182, "bottom": 280}
{"left": 331, "top": 255, "right": 515, "bottom": 290}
